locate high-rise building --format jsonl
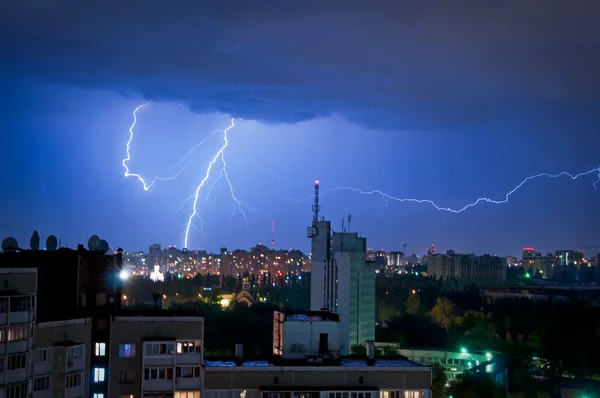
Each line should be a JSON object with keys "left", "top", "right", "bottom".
{"left": 331, "top": 232, "right": 375, "bottom": 351}
{"left": 307, "top": 181, "right": 375, "bottom": 354}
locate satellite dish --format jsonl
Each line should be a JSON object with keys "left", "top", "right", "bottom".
{"left": 88, "top": 235, "right": 100, "bottom": 251}
{"left": 46, "top": 236, "right": 58, "bottom": 251}
{"left": 1, "top": 237, "right": 18, "bottom": 253}
{"left": 98, "top": 239, "right": 109, "bottom": 254}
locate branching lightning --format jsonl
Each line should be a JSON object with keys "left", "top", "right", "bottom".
{"left": 276, "top": 166, "right": 600, "bottom": 213}
{"left": 183, "top": 118, "right": 252, "bottom": 249}
{"left": 123, "top": 104, "right": 251, "bottom": 248}
{"left": 123, "top": 103, "right": 223, "bottom": 191}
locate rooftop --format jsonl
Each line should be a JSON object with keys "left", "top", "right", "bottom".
{"left": 278, "top": 309, "right": 339, "bottom": 322}
{"left": 115, "top": 309, "right": 203, "bottom": 318}
{"left": 203, "top": 356, "right": 423, "bottom": 368}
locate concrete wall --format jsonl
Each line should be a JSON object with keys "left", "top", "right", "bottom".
{"left": 0, "top": 268, "right": 37, "bottom": 294}
{"left": 281, "top": 320, "right": 341, "bottom": 358}
{"left": 35, "top": 318, "right": 92, "bottom": 398}
{"left": 205, "top": 367, "right": 431, "bottom": 391}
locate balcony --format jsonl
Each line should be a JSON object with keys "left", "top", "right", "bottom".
{"left": 144, "top": 379, "right": 175, "bottom": 392}
{"left": 175, "top": 377, "right": 202, "bottom": 391}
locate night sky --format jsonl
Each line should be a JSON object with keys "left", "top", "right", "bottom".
{"left": 1, "top": 1, "right": 599, "bottom": 256}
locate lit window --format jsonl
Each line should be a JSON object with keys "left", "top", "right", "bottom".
{"left": 93, "top": 394, "right": 105, "bottom": 398}
{"left": 95, "top": 342, "right": 106, "bottom": 356}
{"left": 119, "top": 343, "right": 136, "bottom": 358}
{"left": 93, "top": 367, "right": 106, "bottom": 382}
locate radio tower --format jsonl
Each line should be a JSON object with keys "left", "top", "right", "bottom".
{"left": 271, "top": 221, "right": 275, "bottom": 250}
{"left": 313, "top": 180, "right": 320, "bottom": 223}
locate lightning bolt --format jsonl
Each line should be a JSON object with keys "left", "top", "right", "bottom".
{"left": 276, "top": 166, "right": 600, "bottom": 213}
{"left": 123, "top": 104, "right": 251, "bottom": 248}
{"left": 183, "top": 118, "right": 252, "bottom": 249}
{"left": 122, "top": 103, "right": 221, "bottom": 191}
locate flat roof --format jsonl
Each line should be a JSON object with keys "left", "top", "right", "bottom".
{"left": 204, "top": 357, "right": 425, "bottom": 369}
{"left": 278, "top": 310, "right": 339, "bottom": 322}
{"left": 38, "top": 318, "right": 92, "bottom": 328}
{"left": 115, "top": 309, "right": 203, "bottom": 320}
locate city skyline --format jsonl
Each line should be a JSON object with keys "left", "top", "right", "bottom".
{"left": 2, "top": 1, "right": 600, "bottom": 256}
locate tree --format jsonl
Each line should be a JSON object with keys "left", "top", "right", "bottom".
{"left": 447, "top": 373, "right": 505, "bottom": 398}
{"left": 429, "top": 297, "right": 457, "bottom": 330}
{"left": 382, "top": 345, "right": 400, "bottom": 357}
{"left": 431, "top": 363, "right": 446, "bottom": 398}
{"left": 351, "top": 344, "right": 366, "bottom": 356}
{"left": 405, "top": 293, "right": 421, "bottom": 315}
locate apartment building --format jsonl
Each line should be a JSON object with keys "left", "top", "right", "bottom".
{"left": 108, "top": 312, "right": 204, "bottom": 398}
{"left": 0, "top": 267, "right": 37, "bottom": 398}
{"left": 34, "top": 318, "right": 93, "bottom": 398}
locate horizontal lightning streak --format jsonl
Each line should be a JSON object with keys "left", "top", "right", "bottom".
{"left": 275, "top": 166, "right": 600, "bottom": 213}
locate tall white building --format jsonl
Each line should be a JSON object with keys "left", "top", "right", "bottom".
{"left": 307, "top": 181, "right": 375, "bottom": 355}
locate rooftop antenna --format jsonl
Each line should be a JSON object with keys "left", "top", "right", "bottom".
{"left": 348, "top": 214, "right": 352, "bottom": 232}
{"left": 341, "top": 217, "right": 345, "bottom": 233}
{"left": 312, "top": 180, "right": 320, "bottom": 223}
{"left": 271, "top": 221, "right": 275, "bottom": 250}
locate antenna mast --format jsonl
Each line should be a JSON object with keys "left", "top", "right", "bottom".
{"left": 271, "top": 221, "right": 275, "bottom": 250}
{"left": 312, "top": 180, "right": 320, "bottom": 223}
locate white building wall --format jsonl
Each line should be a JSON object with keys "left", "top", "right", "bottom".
{"left": 281, "top": 319, "right": 341, "bottom": 358}
{"left": 310, "top": 221, "right": 331, "bottom": 312}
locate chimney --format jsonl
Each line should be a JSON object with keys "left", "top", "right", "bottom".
{"left": 235, "top": 343, "right": 243, "bottom": 359}
{"left": 366, "top": 341, "right": 375, "bottom": 360}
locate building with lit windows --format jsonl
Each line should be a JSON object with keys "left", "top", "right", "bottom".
{"left": 0, "top": 267, "right": 37, "bottom": 398}
{"left": 108, "top": 312, "right": 204, "bottom": 398}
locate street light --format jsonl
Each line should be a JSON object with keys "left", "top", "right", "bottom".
{"left": 119, "top": 270, "right": 129, "bottom": 280}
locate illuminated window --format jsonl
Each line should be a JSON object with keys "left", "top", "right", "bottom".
{"left": 176, "top": 341, "right": 201, "bottom": 354}
{"left": 95, "top": 342, "right": 106, "bottom": 356}
{"left": 175, "top": 393, "right": 200, "bottom": 398}
{"left": 93, "top": 394, "right": 105, "bottom": 398}
{"left": 119, "top": 343, "right": 136, "bottom": 357}
{"left": 93, "top": 367, "right": 106, "bottom": 382}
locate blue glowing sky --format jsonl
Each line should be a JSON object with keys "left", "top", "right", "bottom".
{"left": 1, "top": 1, "right": 599, "bottom": 256}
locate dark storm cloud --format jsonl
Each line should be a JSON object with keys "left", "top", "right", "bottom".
{"left": 2, "top": 0, "right": 599, "bottom": 129}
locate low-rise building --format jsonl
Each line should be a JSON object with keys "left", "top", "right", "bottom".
{"left": 204, "top": 350, "right": 431, "bottom": 398}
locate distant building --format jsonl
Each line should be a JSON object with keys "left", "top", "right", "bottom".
{"left": 555, "top": 250, "right": 584, "bottom": 267}
{"left": 428, "top": 253, "right": 507, "bottom": 284}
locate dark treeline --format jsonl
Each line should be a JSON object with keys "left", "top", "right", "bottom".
{"left": 377, "top": 274, "right": 600, "bottom": 396}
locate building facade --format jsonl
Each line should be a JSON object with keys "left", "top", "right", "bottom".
{"left": 108, "top": 314, "right": 204, "bottom": 398}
